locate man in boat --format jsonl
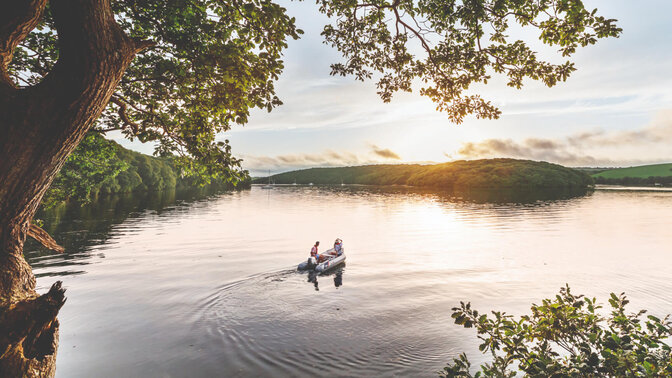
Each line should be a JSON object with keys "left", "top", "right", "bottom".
{"left": 310, "top": 241, "right": 320, "bottom": 261}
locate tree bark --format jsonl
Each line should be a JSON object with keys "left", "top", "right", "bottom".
{"left": 0, "top": 0, "right": 149, "bottom": 375}
{"left": 27, "top": 225, "right": 65, "bottom": 254}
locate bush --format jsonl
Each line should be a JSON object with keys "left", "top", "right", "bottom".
{"left": 441, "top": 285, "right": 672, "bottom": 377}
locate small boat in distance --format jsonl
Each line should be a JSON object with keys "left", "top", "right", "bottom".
{"left": 262, "top": 170, "right": 274, "bottom": 189}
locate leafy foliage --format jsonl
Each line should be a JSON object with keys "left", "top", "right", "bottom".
{"left": 441, "top": 285, "right": 672, "bottom": 377}
{"left": 10, "top": 0, "right": 302, "bottom": 183}
{"left": 9, "top": 0, "right": 620, "bottom": 178}
{"left": 320, "top": 0, "right": 621, "bottom": 122}
{"left": 42, "top": 133, "right": 250, "bottom": 209}
{"left": 42, "top": 133, "right": 128, "bottom": 209}
{"left": 254, "top": 159, "right": 593, "bottom": 189}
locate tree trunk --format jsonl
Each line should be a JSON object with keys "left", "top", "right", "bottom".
{"left": 0, "top": 0, "right": 149, "bottom": 375}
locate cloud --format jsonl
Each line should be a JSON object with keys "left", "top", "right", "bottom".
{"left": 567, "top": 111, "right": 672, "bottom": 146}
{"left": 241, "top": 149, "right": 362, "bottom": 173}
{"left": 454, "top": 110, "right": 672, "bottom": 166}
{"left": 456, "top": 138, "right": 605, "bottom": 166}
{"left": 369, "top": 144, "right": 401, "bottom": 160}
{"left": 241, "top": 144, "right": 402, "bottom": 174}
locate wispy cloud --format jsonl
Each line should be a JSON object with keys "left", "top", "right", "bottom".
{"left": 457, "top": 138, "right": 605, "bottom": 166}
{"left": 242, "top": 144, "right": 402, "bottom": 174}
{"left": 454, "top": 110, "right": 672, "bottom": 166}
{"left": 242, "top": 150, "right": 360, "bottom": 173}
{"left": 369, "top": 144, "right": 401, "bottom": 160}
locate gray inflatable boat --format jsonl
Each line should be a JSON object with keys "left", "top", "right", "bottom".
{"left": 298, "top": 248, "right": 346, "bottom": 273}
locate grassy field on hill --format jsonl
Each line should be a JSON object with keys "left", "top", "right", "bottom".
{"left": 592, "top": 163, "right": 672, "bottom": 179}
{"left": 254, "top": 159, "right": 592, "bottom": 190}
{"left": 591, "top": 163, "right": 672, "bottom": 186}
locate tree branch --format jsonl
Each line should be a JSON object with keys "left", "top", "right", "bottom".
{"left": 110, "top": 96, "right": 140, "bottom": 134}
{"left": 27, "top": 224, "right": 64, "bottom": 253}
{"left": 0, "top": 0, "right": 48, "bottom": 87}
{"left": 132, "top": 38, "right": 157, "bottom": 53}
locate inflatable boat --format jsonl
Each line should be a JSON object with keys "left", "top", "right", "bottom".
{"left": 298, "top": 248, "right": 346, "bottom": 273}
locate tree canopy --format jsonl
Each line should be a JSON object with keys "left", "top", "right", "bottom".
{"left": 41, "top": 132, "right": 252, "bottom": 210}
{"left": 40, "top": 133, "right": 128, "bottom": 209}
{"left": 9, "top": 0, "right": 621, "bottom": 181}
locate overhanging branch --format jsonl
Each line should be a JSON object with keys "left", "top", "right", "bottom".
{"left": 110, "top": 96, "right": 140, "bottom": 134}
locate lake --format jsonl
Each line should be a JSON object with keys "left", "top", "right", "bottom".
{"left": 26, "top": 185, "right": 672, "bottom": 377}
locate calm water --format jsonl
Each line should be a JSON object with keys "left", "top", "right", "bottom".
{"left": 26, "top": 186, "right": 672, "bottom": 377}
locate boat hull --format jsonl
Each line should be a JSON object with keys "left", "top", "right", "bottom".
{"left": 315, "top": 253, "right": 346, "bottom": 273}
{"left": 297, "top": 252, "right": 346, "bottom": 272}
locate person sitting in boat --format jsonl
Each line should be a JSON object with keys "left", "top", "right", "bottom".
{"left": 310, "top": 241, "right": 320, "bottom": 261}
{"left": 317, "top": 239, "right": 343, "bottom": 262}
{"left": 332, "top": 238, "right": 343, "bottom": 256}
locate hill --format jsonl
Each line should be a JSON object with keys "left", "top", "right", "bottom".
{"left": 254, "top": 159, "right": 593, "bottom": 190}
{"left": 591, "top": 163, "right": 672, "bottom": 186}
{"left": 592, "top": 163, "right": 672, "bottom": 179}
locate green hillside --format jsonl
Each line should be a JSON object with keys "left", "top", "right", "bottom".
{"left": 592, "top": 163, "right": 672, "bottom": 179}
{"left": 591, "top": 163, "right": 672, "bottom": 186}
{"left": 254, "top": 159, "right": 593, "bottom": 190}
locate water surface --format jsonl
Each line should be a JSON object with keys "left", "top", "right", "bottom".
{"left": 27, "top": 186, "right": 672, "bottom": 377}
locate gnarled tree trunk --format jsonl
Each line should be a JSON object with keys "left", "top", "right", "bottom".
{"left": 0, "top": 0, "right": 149, "bottom": 375}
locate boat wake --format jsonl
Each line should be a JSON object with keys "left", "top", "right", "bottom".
{"left": 188, "top": 265, "right": 450, "bottom": 377}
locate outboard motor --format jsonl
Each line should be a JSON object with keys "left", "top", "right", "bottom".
{"left": 307, "top": 256, "right": 317, "bottom": 268}
{"left": 298, "top": 256, "right": 318, "bottom": 271}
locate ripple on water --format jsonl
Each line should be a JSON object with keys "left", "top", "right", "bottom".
{"left": 191, "top": 267, "right": 459, "bottom": 377}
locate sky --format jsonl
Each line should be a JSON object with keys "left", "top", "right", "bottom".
{"left": 111, "top": 1, "right": 672, "bottom": 176}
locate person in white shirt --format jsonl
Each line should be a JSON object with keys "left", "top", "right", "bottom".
{"left": 332, "top": 238, "right": 343, "bottom": 256}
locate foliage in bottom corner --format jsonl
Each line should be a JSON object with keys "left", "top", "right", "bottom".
{"left": 440, "top": 285, "right": 672, "bottom": 377}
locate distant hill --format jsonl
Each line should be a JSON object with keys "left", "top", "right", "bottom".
{"left": 592, "top": 163, "right": 672, "bottom": 179}
{"left": 592, "top": 163, "right": 672, "bottom": 186}
{"left": 254, "top": 159, "right": 593, "bottom": 190}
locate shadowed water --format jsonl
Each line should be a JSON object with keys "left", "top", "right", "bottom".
{"left": 26, "top": 186, "right": 672, "bottom": 377}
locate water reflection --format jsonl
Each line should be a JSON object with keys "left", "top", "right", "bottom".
{"left": 26, "top": 187, "right": 231, "bottom": 278}
{"left": 274, "top": 184, "right": 591, "bottom": 205}
{"left": 450, "top": 186, "right": 591, "bottom": 204}
{"left": 305, "top": 265, "right": 345, "bottom": 291}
